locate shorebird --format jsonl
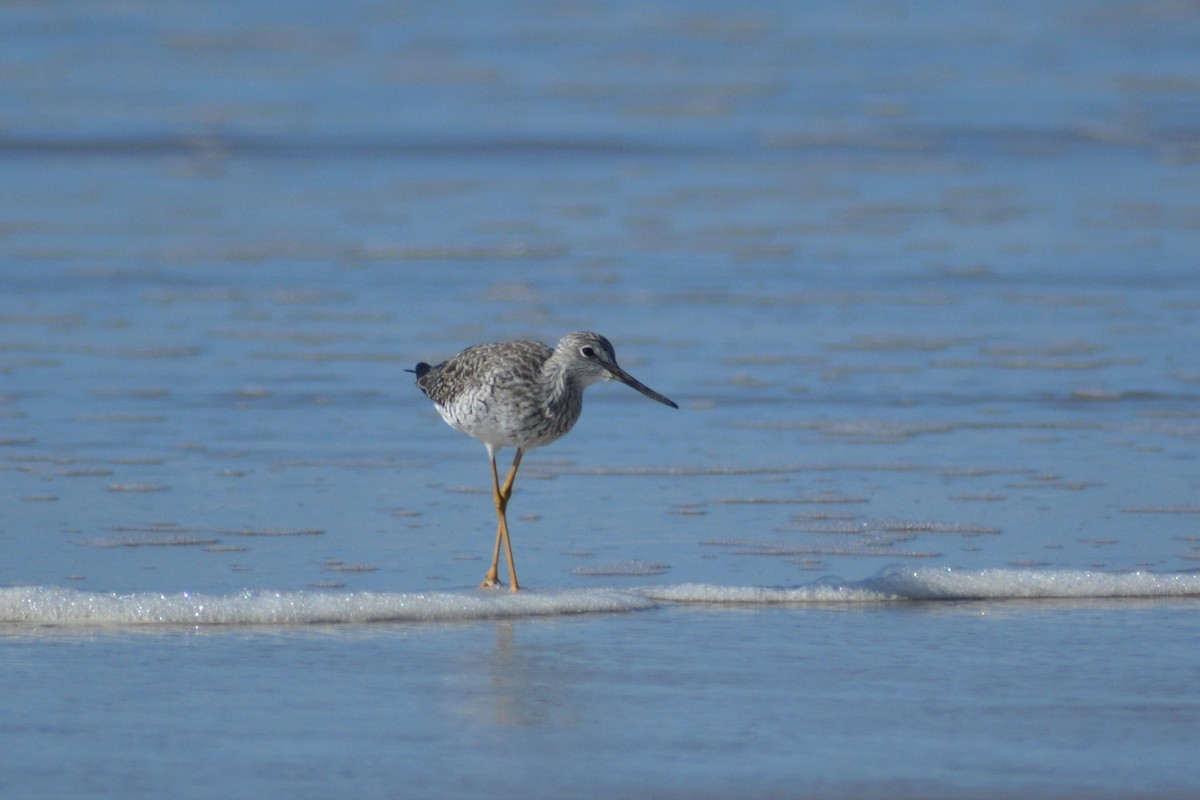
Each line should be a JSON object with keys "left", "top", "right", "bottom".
{"left": 410, "top": 331, "right": 677, "bottom": 591}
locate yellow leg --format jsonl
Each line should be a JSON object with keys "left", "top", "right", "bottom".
{"left": 482, "top": 448, "right": 524, "bottom": 591}
{"left": 481, "top": 452, "right": 504, "bottom": 588}
{"left": 499, "top": 449, "right": 523, "bottom": 592}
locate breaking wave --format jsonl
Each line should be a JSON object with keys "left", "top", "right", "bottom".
{"left": 3, "top": 567, "right": 1199, "bottom": 627}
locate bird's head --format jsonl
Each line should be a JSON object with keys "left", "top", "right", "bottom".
{"left": 556, "top": 331, "right": 677, "bottom": 408}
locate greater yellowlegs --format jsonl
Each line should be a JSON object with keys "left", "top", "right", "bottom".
{"left": 411, "top": 331, "right": 677, "bottom": 591}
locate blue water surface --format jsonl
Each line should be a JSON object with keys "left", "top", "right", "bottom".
{"left": 3, "top": 1, "right": 1200, "bottom": 797}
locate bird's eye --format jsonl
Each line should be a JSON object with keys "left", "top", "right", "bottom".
{"left": 580, "top": 346, "right": 596, "bottom": 359}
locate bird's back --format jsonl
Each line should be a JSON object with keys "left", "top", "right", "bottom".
{"left": 416, "top": 339, "right": 570, "bottom": 449}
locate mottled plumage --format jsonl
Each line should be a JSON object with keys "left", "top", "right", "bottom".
{"left": 411, "top": 331, "right": 677, "bottom": 591}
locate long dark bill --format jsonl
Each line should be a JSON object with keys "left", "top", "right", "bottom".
{"left": 609, "top": 366, "right": 679, "bottom": 409}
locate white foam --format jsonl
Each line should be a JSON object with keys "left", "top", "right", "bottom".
{"left": 651, "top": 568, "right": 1200, "bottom": 604}
{"left": 4, "top": 568, "right": 1199, "bottom": 626}
{"left": 868, "top": 566, "right": 1200, "bottom": 600}
{"left": 644, "top": 582, "right": 898, "bottom": 604}
{"left": 0, "top": 586, "right": 654, "bottom": 626}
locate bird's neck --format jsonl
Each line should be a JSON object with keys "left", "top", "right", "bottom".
{"left": 540, "top": 356, "right": 584, "bottom": 414}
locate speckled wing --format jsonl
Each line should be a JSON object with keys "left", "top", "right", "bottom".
{"left": 414, "top": 340, "right": 558, "bottom": 447}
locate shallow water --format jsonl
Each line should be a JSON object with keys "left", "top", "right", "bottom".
{"left": 3, "top": 0, "right": 1200, "bottom": 798}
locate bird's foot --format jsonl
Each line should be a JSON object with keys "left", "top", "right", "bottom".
{"left": 480, "top": 575, "right": 503, "bottom": 590}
